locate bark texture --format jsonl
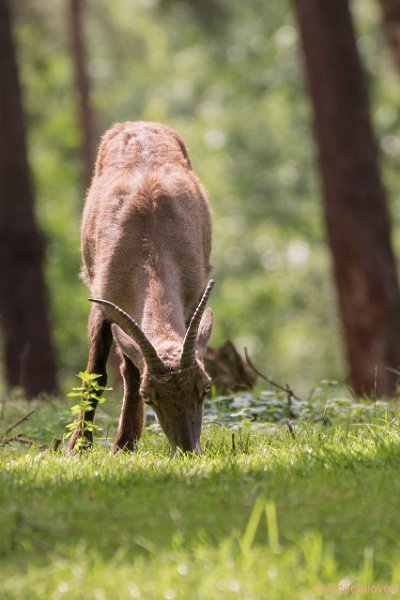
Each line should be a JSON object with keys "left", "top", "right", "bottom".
{"left": 69, "top": 0, "right": 95, "bottom": 190}
{"left": 293, "top": 0, "right": 400, "bottom": 396}
{"left": 0, "top": 0, "right": 57, "bottom": 397}
{"left": 378, "top": 0, "right": 400, "bottom": 73}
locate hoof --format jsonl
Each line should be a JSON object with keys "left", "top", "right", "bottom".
{"left": 112, "top": 437, "right": 137, "bottom": 453}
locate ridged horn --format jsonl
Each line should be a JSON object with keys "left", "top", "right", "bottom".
{"left": 89, "top": 298, "right": 167, "bottom": 375}
{"left": 180, "top": 279, "right": 215, "bottom": 369}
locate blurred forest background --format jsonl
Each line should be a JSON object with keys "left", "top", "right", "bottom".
{"left": 2, "top": 0, "right": 400, "bottom": 399}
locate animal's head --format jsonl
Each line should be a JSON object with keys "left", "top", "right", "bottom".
{"left": 90, "top": 280, "right": 214, "bottom": 455}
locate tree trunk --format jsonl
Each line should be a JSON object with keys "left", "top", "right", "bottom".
{"left": 0, "top": 0, "right": 58, "bottom": 398}
{"left": 292, "top": 0, "right": 400, "bottom": 396}
{"left": 69, "top": 0, "right": 95, "bottom": 190}
{"left": 378, "top": 0, "right": 400, "bottom": 73}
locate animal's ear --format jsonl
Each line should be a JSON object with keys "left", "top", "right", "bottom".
{"left": 196, "top": 307, "right": 213, "bottom": 359}
{"left": 111, "top": 324, "right": 145, "bottom": 371}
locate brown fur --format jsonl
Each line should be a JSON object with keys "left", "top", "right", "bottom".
{"left": 69, "top": 121, "right": 213, "bottom": 454}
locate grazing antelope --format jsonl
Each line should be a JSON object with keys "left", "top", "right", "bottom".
{"left": 68, "top": 121, "right": 214, "bottom": 455}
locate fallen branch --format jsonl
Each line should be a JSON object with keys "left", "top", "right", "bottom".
{"left": 2, "top": 408, "right": 36, "bottom": 438}
{"left": 1, "top": 432, "right": 50, "bottom": 450}
{"left": 244, "top": 348, "right": 303, "bottom": 404}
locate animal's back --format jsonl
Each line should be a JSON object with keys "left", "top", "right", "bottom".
{"left": 93, "top": 121, "right": 193, "bottom": 175}
{"left": 80, "top": 122, "right": 212, "bottom": 316}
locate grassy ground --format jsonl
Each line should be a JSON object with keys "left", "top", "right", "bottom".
{"left": 0, "top": 392, "right": 400, "bottom": 599}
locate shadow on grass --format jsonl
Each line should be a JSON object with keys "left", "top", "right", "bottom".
{"left": 1, "top": 430, "right": 399, "bottom": 581}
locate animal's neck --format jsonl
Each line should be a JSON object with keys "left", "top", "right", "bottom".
{"left": 140, "top": 270, "right": 185, "bottom": 343}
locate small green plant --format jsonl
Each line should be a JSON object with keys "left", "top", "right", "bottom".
{"left": 65, "top": 371, "right": 111, "bottom": 449}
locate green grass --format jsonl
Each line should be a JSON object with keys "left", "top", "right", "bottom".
{"left": 1, "top": 395, "right": 400, "bottom": 599}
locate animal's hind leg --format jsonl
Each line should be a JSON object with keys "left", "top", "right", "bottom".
{"left": 68, "top": 306, "right": 113, "bottom": 450}
{"left": 113, "top": 354, "right": 144, "bottom": 452}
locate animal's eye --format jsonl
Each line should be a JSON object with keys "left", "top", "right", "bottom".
{"left": 202, "top": 384, "right": 212, "bottom": 398}
{"left": 141, "top": 391, "right": 153, "bottom": 405}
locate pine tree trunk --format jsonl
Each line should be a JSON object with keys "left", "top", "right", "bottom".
{"left": 378, "top": 0, "right": 400, "bottom": 73}
{"left": 69, "top": 0, "right": 95, "bottom": 190}
{"left": 292, "top": 0, "right": 400, "bottom": 396}
{"left": 0, "top": 0, "right": 58, "bottom": 398}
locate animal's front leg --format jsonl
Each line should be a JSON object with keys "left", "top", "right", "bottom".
{"left": 113, "top": 355, "right": 144, "bottom": 452}
{"left": 68, "top": 308, "right": 112, "bottom": 450}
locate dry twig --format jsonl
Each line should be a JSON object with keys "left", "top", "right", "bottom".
{"left": 2, "top": 408, "right": 36, "bottom": 438}
{"left": 1, "top": 432, "right": 49, "bottom": 450}
{"left": 244, "top": 348, "right": 303, "bottom": 403}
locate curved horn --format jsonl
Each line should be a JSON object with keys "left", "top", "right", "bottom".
{"left": 89, "top": 298, "right": 167, "bottom": 374}
{"left": 180, "top": 279, "right": 215, "bottom": 369}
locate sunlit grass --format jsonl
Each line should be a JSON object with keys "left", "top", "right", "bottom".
{"left": 1, "top": 398, "right": 400, "bottom": 598}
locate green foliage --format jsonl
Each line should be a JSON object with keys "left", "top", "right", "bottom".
{"left": 1, "top": 397, "right": 400, "bottom": 597}
{"left": 65, "top": 371, "right": 111, "bottom": 449}
{"left": 8, "top": 0, "right": 400, "bottom": 393}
